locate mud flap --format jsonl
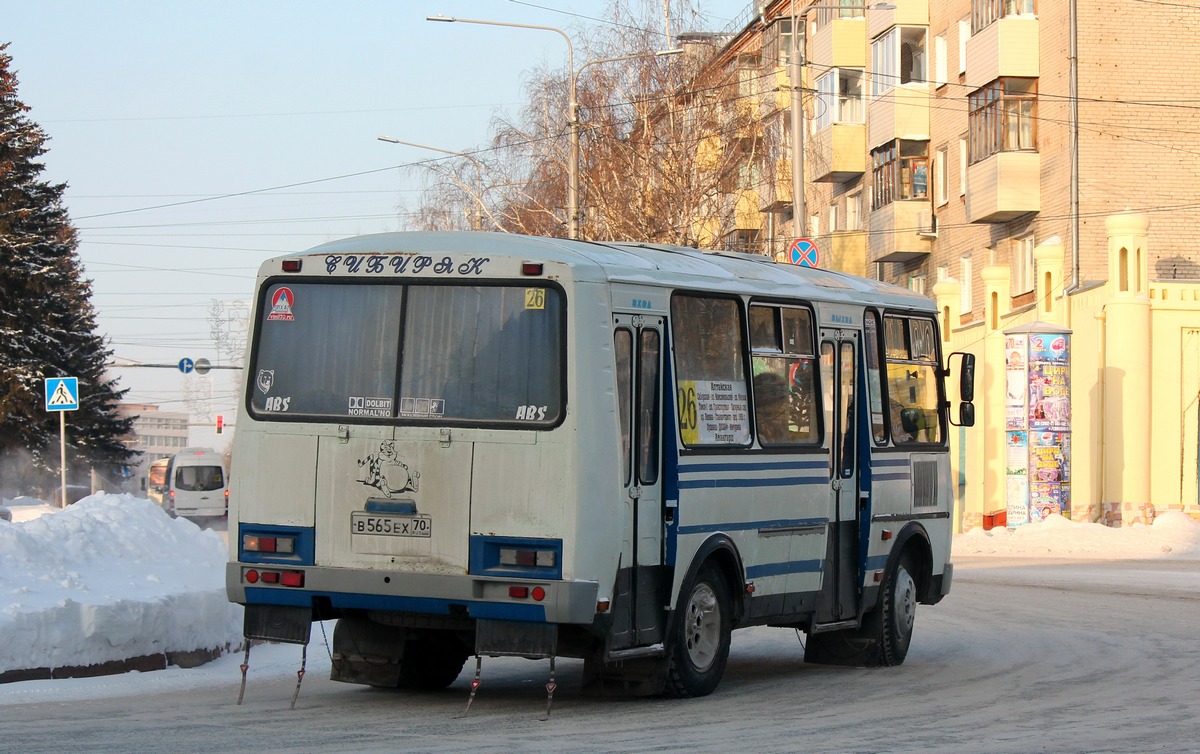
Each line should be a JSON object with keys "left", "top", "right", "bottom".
{"left": 244, "top": 604, "right": 313, "bottom": 645}
{"left": 474, "top": 619, "right": 557, "bottom": 658}
{"left": 579, "top": 654, "right": 668, "bottom": 697}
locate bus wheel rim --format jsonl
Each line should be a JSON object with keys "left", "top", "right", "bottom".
{"left": 684, "top": 582, "right": 720, "bottom": 672}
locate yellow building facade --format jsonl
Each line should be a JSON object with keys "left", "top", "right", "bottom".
{"left": 707, "top": 1, "right": 1200, "bottom": 527}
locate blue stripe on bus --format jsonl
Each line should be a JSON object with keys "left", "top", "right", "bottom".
{"left": 745, "top": 559, "right": 825, "bottom": 578}
{"left": 864, "top": 554, "right": 889, "bottom": 571}
{"left": 679, "top": 459, "right": 829, "bottom": 474}
{"left": 677, "top": 517, "right": 827, "bottom": 535}
{"left": 244, "top": 588, "right": 548, "bottom": 622}
{"left": 872, "top": 473, "right": 911, "bottom": 482}
{"left": 870, "top": 457, "right": 911, "bottom": 467}
{"left": 678, "top": 475, "right": 827, "bottom": 489}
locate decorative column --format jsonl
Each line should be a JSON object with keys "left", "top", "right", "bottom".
{"left": 1034, "top": 237, "right": 1067, "bottom": 328}
{"left": 980, "top": 265, "right": 1011, "bottom": 516}
{"left": 1102, "top": 212, "right": 1152, "bottom": 523}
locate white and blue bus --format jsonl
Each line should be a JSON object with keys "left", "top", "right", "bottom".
{"left": 227, "top": 232, "right": 974, "bottom": 698}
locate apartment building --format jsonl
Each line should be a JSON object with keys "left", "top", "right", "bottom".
{"left": 706, "top": 0, "right": 1200, "bottom": 527}
{"left": 118, "top": 403, "right": 190, "bottom": 494}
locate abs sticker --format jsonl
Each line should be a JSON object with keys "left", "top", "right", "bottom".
{"left": 264, "top": 396, "right": 291, "bottom": 412}
{"left": 524, "top": 288, "right": 546, "bottom": 310}
{"left": 516, "top": 405, "right": 547, "bottom": 421}
{"left": 266, "top": 287, "right": 295, "bottom": 321}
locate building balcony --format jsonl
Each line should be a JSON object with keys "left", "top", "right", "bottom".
{"left": 758, "top": 158, "right": 792, "bottom": 210}
{"left": 734, "top": 188, "right": 763, "bottom": 230}
{"left": 964, "top": 16, "right": 1039, "bottom": 89}
{"left": 867, "top": 0, "right": 930, "bottom": 40}
{"left": 811, "top": 123, "right": 866, "bottom": 183}
{"left": 811, "top": 17, "right": 867, "bottom": 69}
{"left": 966, "top": 151, "right": 1041, "bottom": 223}
{"left": 867, "top": 84, "right": 929, "bottom": 148}
{"left": 815, "top": 230, "right": 869, "bottom": 276}
{"left": 867, "top": 199, "right": 933, "bottom": 263}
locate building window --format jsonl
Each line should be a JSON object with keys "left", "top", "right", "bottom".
{"left": 871, "top": 26, "right": 927, "bottom": 98}
{"left": 960, "top": 254, "right": 974, "bottom": 313}
{"left": 973, "top": 0, "right": 1037, "bottom": 34}
{"left": 959, "top": 137, "right": 968, "bottom": 194}
{"left": 935, "top": 146, "right": 949, "bottom": 207}
{"left": 968, "top": 77, "right": 1037, "bottom": 164}
{"left": 1012, "top": 235, "right": 1035, "bottom": 294}
{"left": 776, "top": 17, "right": 794, "bottom": 66}
{"left": 909, "top": 275, "right": 927, "bottom": 295}
{"left": 871, "top": 140, "right": 929, "bottom": 209}
{"left": 816, "top": 68, "right": 864, "bottom": 129}
{"left": 935, "top": 33, "right": 948, "bottom": 87}
{"left": 816, "top": 0, "right": 866, "bottom": 28}
{"left": 959, "top": 17, "right": 970, "bottom": 74}
{"left": 845, "top": 191, "right": 862, "bottom": 230}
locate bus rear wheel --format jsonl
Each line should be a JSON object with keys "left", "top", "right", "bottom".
{"left": 664, "top": 563, "right": 731, "bottom": 698}
{"left": 399, "top": 634, "right": 469, "bottom": 690}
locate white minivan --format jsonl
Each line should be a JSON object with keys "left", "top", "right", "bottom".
{"left": 165, "top": 448, "right": 228, "bottom": 519}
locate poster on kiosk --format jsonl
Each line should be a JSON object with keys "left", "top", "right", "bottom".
{"left": 1004, "top": 323, "right": 1072, "bottom": 527}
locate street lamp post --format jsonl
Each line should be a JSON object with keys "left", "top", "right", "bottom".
{"left": 787, "top": 2, "right": 894, "bottom": 239}
{"left": 427, "top": 15, "right": 579, "bottom": 239}
{"left": 377, "top": 136, "right": 490, "bottom": 231}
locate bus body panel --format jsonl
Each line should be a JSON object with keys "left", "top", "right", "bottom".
{"left": 227, "top": 232, "right": 964, "bottom": 692}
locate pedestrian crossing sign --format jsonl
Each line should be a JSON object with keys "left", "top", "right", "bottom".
{"left": 45, "top": 377, "right": 79, "bottom": 412}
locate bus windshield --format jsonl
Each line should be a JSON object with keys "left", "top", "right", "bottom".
{"left": 249, "top": 282, "right": 564, "bottom": 425}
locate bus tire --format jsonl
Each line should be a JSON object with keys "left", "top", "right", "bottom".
{"left": 664, "top": 562, "right": 731, "bottom": 698}
{"left": 398, "top": 634, "right": 469, "bottom": 690}
{"left": 875, "top": 550, "right": 917, "bottom": 666}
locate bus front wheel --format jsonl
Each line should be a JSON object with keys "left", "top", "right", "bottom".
{"left": 664, "top": 563, "right": 731, "bottom": 698}
{"left": 877, "top": 551, "right": 917, "bottom": 665}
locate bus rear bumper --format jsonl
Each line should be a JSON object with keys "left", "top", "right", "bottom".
{"left": 226, "top": 562, "right": 599, "bottom": 625}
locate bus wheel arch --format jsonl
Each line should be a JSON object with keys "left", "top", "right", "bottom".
{"left": 662, "top": 536, "right": 744, "bottom": 698}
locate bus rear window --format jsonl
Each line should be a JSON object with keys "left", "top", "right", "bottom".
{"left": 250, "top": 282, "right": 563, "bottom": 425}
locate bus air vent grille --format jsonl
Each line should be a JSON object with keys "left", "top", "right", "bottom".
{"left": 912, "top": 461, "right": 938, "bottom": 508}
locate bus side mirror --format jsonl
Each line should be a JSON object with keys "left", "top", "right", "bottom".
{"left": 945, "top": 352, "right": 976, "bottom": 427}
{"left": 951, "top": 352, "right": 976, "bottom": 402}
{"left": 958, "top": 402, "right": 975, "bottom": 427}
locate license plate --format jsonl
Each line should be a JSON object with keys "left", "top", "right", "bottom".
{"left": 351, "top": 512, "right": 431, "bottom": 538}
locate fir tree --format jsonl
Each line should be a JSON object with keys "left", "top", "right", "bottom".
{"left": 0, "top": 43, "right": 136, "bottom": 498}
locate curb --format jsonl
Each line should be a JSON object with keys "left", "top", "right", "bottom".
{"left": 0, "top": 646, "right": 235, "bottom": 685}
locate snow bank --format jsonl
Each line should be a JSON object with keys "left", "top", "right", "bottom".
{"left": 0, "top": 493, "right": 242, "bottom": 675}
{"left": 954, "top": 510, "right": 1200, "bottom": 559}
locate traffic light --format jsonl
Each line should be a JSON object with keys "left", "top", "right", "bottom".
{"left": 216, "top": 415, "right": 224, "bottom": 434}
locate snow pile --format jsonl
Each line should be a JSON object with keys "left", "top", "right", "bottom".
{"left": 0, "top": 493, "right": 242, "bottom": 675}
{"left": 954, "top": 510, "right": 1200, "bottom": 560}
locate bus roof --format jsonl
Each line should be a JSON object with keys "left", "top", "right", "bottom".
{"left": 285, "top": 232, "right": 935, "bottom": 312}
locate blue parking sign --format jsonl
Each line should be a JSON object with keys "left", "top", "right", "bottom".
{"left": 45, "top": 377, "right": 79, "bottom": 412}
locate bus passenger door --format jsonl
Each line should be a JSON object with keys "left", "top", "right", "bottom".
{"left": 818, "top": 331, "right": 860, "bottom": 624}
{"left": 613, "top": 315, "right": 665, "bottom": 647}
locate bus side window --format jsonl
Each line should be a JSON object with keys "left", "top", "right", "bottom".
{"left": 615, "top": 329, "right": 633, "bottom": 486}
{"left": 864, "top": 311, "right": 888, "bottom": 445}
{"left": 637, "top": 330, "right": 660, "bottom": 485}
{"left": 883, "top": 315, "right": 944, "bottom": 445}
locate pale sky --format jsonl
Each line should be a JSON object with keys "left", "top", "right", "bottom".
{"left": 3, "top": 0, "right": 748, "bottom": 450}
